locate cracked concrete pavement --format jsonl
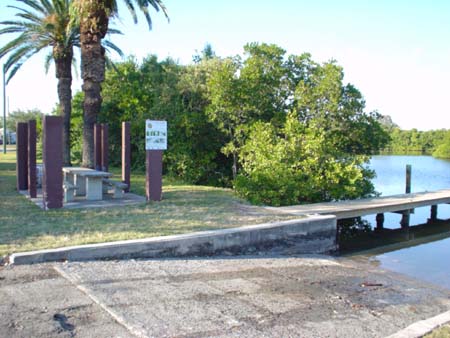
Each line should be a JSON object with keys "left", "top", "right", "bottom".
{"left": 1, "top": 254, "right": 449, "bottom": 338}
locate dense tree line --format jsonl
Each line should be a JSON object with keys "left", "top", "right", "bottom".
{"left": 377, "top": 115, "right": 449, "bottom": 156}
{"left": 70, "top": 43, "right": 389, "bottom": 205}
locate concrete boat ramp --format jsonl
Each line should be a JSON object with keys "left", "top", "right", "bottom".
{"left": 266, "top": 189, "right": 450, "bottom": 220}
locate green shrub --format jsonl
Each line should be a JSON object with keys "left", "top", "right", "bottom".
{"left": 234, "top": 116, "right": 376, "bottom": 206}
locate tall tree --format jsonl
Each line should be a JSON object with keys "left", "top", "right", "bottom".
{"left": 206, "top": 43, "right": 288, "bottom": 179}
{"left": 72, "top": 0, "right": 168, "bottom": 167}
{"left": 0, "top": 0, "right": 78, "bottom": 165}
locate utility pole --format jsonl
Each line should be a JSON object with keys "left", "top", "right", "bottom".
{"left": 2, "top": 64, "right": 6, "bottom": 154}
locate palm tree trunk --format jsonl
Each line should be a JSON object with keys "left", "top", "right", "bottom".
{"left": 54, "top": 46, "right": 73, "bottom": 166}
{"left": 79, "top": 4, "right": 109, "bottom": 168}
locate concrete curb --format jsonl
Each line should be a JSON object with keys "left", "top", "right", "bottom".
{"left": 9, "top": 215, "right": 337, "bottom": 265}
{"left": 386, "top": 311, "right": 450, "bottom": 338}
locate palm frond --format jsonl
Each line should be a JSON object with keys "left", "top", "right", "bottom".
{"left": 0, "top": 0, "right": 80, "bottom": 81}
{"left": 44, "top": 50, "right": 53, "bottom": 73}
{"left": 0, "top": 34, "right": 31, "bottom": 59}
{"left": 102, "top": 39, "right": 124, "bottom": 58}
{"left": 71, "top": 54, "right": 79, "bottom": 79}
{"left": 15, "top": 0, "right": 46, "bottom": 14}
{"left": 4, "top": 44, "right": 41, "bottom": 83}
{"left": 106, "top": 28, "right": 123, "bottom": 36}
{"left": 123, "top": 0, "right": 138, "bottom": 24}
{"left": 0, "top": 26, "right": 27, "bottom": 35}
{"left": 7, "top": 4, "right": 47, "bottom": 20}
{"left": 105, "top": 55, "right": 122, "bottom": 76}
{"left": 39, "top": 0, "right": 54, "bottom": 14}
{"left": 129, "top": 0, "right": 169, "bottom": 30}
{"left": 15, "top": 12, "right": 46, "bottom": 25}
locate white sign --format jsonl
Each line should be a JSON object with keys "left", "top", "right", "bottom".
{"left": 145, "top": 120, "right": 167, "bottom": 150}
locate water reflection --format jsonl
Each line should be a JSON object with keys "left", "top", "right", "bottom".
{"left": 339, "top": 155, "right": 450, "bottom": 289}
{"left": 371, "top": 237, "right": 450, "bottom": 290}
{"left": 339, "top": 217, "right": 450, "bottom": 290}
{"left": 338, "top": 217, "right": 450, "bottom": 253}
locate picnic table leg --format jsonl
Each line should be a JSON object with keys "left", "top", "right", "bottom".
{"left": 85, "top": 176, "right": 103, "bottom": 200}
{"left": 74, "top": 174, "right": 86, "bottom": 196}
{"left": 65, "top": 172, "right": 74, "bottom": 185}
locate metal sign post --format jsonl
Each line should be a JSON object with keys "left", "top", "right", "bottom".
{"left": 145, "top": 120, "right": 167, "bottom": 201}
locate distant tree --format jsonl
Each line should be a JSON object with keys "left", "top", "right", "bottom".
{"left": 294, "top": 59, "right": 390, "bottom": 154}
{"left": 193, "top": 43, "right": 216, "bottom": 63}
{"left": 5, "top": 109, "right": 43, "bottom": 132}
{"left": 432, "top": 131, "right": 450, "bottom": 159}
{"left": 377, "top": 114, "right": 398, "bottom": 132}
{"left": 4, "top": 109, "right": 44, "bottom": 143}
{"left": 385, "top": 128, "right": 448, "bottom": 155}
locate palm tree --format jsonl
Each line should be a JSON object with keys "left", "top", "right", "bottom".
{"left": 0, "top": 0, "right": 78, "bottom": 165}
{"left": 72, "top": 0, "right": 168, "bottom": 167}
{"left": 0, "top": 0, "right": 123, "bottom": 166}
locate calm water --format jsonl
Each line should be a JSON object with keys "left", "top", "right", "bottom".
{"left": 350, "top": 155, "right": 450, "bottom": 289}
{"left": 366, "top": 155, "right": 450, "bottom": 229}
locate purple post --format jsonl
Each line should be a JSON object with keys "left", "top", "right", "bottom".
{"left": 42, "top": 116, "right": 63, "bottom": 209}
{"left": 16, "top": 122, "right": 28, "bottom": 191}
{"left": 101, "top": 123, "right": 108, "bottom": 172}
{"left": 122, "top": 122, "right": 131, "bottom": 192}
{"left": 146, "top": 150, "right": 163, "bottom": 201}
{"left": 28, "top": 120, "right": 37, "bottom": 198}
{"left": 94, "top": 123, "right": 102, "bottom": 170}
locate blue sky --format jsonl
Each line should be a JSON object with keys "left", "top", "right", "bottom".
{"left": 1, "top": 0, "right": 449, "bottom": 130}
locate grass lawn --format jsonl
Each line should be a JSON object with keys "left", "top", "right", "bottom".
{"left": 0, "top": 151, "right": 293, "bottom": 258}
{"left": 425, "top": 324, "right": 450, "bottom": 338}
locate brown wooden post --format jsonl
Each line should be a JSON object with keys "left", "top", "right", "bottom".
{"left": 16, "top": 122, "right": 28, "bottom": 191}
{"left": 400, "top": 211, "right": 410, "bottom": 228}
{"left": 145, "top": 120, "right": 166, "bottom": 202}
{"left": 94, "top": 123, "right": 102, "bottom": 170}
{"left": 28, "top": 120, "right": 37, "bottom": 198}
{"left": 146, "top": 150, "right": 163, "bottom": 201}
{"left": 101, "top": 123, "right": 108, "bottom": 172}
{"left": 376, "top": 213, "right": 384, "bottom": 231}
{"left": 122, "top": 122, "right": 131, "bottom": 192}
{"left": 430, "top": 205, "right": 438, "bottom": 222}
{"left": 42, "top": 116, "right": 63, "bottom": 209}
{"left": 405, "top": 164, "right": 411, "bottom": 194}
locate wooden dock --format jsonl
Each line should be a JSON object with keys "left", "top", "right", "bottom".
{"left": 267, "top": 189, "right": 450, "bottom": 224}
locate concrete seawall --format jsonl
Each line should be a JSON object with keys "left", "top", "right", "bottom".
{"left": 10, "top": 215, "right": 337, "bottom": 265}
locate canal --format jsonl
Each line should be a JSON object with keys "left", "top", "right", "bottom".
{"left": 339, "top": 155, "right": 450, "bottom": 290}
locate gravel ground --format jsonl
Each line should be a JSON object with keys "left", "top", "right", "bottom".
{"left": 1, "top": 254, "right": 449, "bottom": 338}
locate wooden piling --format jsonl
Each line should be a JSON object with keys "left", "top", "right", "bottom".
{"left": 101, "top": 123, "right": 108, "bottom": 172}
{"left": 400, "top": 211, "right": 410, "bottom": 228}
{"left": 405, "top": 164, "right": 411, "bottom": 194}
{"left": 376, "top": 213, "right": 384, "bottom": 230}
{"left": 94, "top": 123, "right": 102, "bottom": 170}
{"left": 146, "top": 150, "right": 163, "bottom": 201}
{"left": 27, "top": 120, "right": 37, "bottom": 198}
{"left": 42, "top": 116, "right": 63, "bottom": 209}
{"left": 16, "top": 122, "right": 28, "bottom": 191}
{"left": 122, "top": 122, "right": 131, "bottom": 192}
{"left": 430, "top": 205, "right": 438, "bottom": 222}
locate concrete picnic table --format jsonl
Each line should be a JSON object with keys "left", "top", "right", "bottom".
{"left": 63, "top": 167, "right": 112, "bottom": 201}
